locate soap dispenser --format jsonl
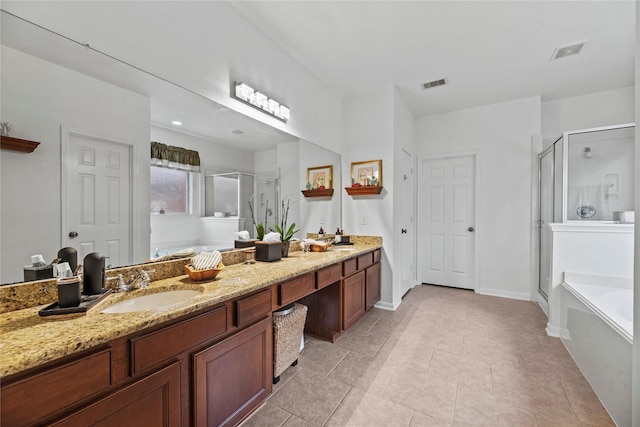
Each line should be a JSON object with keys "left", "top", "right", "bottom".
{"left": 83, "top": 252, "right": 106, "bottom": 295}
{"left": 57, "top": 247, "right": 77, "bottom": 273}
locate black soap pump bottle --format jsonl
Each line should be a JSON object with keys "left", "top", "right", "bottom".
{"left": 83, "top": 252, "right": 106, "bottom": 295}
{"left": 57, "top": 247, "right": 78, "bottom": 273}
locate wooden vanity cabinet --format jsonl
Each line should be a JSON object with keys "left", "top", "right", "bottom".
{"left": 193, "top": 317, "right": 272, "bottom": 427}
{"left": 342, "top": 270, "right": 366, "bottom": 330}
{"left": 342, "top": 249, "right": 381, "bottom": 329}
{"left": 1, "top": 348, "right": 113, "bottom": 426}
{"left": 365, "top": 261, "right": 381, "bottom": 311}
{"left": 51, "top": 361, "right": 182, "bottom": 427}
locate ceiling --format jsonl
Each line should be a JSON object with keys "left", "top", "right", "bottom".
{"left": 1, "top": 9, "right": 299, "bottom": 151}
{"left": 231, "top": 1, "right": 635, "bottom": 116}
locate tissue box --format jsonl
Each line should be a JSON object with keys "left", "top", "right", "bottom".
{"left": 613, "top": 211, "right": 635, "bottom": 224}
{"left": 255, "top": 241, "right": 282, "bottom": 262}
{"left": 234, "top": 239, "right": 258, "bottom": 249}
{"left": 24, "top": 265, "right": 54, "bottom": 282}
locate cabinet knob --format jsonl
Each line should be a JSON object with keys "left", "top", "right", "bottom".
{"left": 69, "top": 231, "right": 78, "bottom": 238}
{"left": 401, "top": 228, "right": 407, "bottom": 234}
{"left": 467, "top": 227, "right": 474, "bottom": 232}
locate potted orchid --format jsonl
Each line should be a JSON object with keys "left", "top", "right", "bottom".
{"left": 271, "top": 198, "right": 299, "bottom": 257}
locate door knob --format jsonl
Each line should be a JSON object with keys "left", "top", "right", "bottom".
{"left": 467, "top": 227, "right": 474, "bottom": 232}
{"left": 69, "top": 231, "right": 78, "bottom": 238}
{"left": 401, "top": 228, "right": 407, "bottom": 234}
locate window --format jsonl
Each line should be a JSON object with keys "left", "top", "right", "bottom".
{"left": 150, "top": 166, "right": 191, "bottom": 214}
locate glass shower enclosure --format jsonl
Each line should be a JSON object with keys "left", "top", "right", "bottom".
{"left": 204, "top": 172, "right": 279, "bottom": 239}
{"left": 537, "top": 123, "right": 635, "bottom": 300}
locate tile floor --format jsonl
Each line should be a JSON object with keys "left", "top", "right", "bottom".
{"left": 241, "top": 284, "right": 614, "bottom": 426}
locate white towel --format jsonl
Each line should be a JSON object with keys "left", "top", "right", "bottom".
{"left": 192, "top": 251, "right": 222, "bottom": 271}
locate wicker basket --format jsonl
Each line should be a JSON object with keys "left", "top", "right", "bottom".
{"left": 184, "top": 263, "right": 224, "bottom": 281}
{"left": 273, "top": 303, "right": 307, "bottom": 380}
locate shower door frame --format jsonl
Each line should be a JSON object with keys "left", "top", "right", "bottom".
{"left": 537, "top": 143, "right": 556, "bottom": 301}
{"left": 561, "top": 123, "right": 635, "bottom": 223}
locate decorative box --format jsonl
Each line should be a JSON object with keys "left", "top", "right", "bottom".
{"left": 255, "top": 241, "right": 282, "bottom": 262}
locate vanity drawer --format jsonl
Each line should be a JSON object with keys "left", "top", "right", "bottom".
{"left": 317, "top": 264, "right": 341, "bottom": 289}
{"left": 279, "top": 273, "right": 315, "bottom": 306}
{"left": 236, "top": 289, "right": 271, "bottom": 328}
{"left": 357, "top": 252, "right": 374, "bottom": 270}
{"left": 131, "top": 306, "right": 227, "bottom": 375}
{"left": 1, "top": 349, "right": 112, "bottom": 426}
{"left": 373, "top": 249, "right": 381, "bottom": 263}
{"left": 343, "top": 258, "right": 358, "bottom": 277}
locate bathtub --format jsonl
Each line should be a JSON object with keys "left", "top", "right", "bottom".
{"left": 560, "top": 272, "right": 633, "bottom": 426}
{"left": 151, "top": 243, "right": 233, "bottom": 260}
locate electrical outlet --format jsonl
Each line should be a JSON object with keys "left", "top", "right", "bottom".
{"left": 319, "top": 216, "right": 325, "bottom": 224}
{"left": 361, "top": 215, "right": 367, "bottom": 225}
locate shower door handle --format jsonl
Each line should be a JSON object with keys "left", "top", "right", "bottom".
{"left": 467, "top": 227, "right": 474, "bottom": 232}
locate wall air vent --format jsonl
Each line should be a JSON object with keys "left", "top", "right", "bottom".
{"left": 550, "top": 42, "right": 587, "bottom": 61}
{"left": 421, "top": 78, "right": 448, "bottom": 90}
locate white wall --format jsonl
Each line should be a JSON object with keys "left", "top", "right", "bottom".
{"left": 632, "top": 5, "right": 640, "bottom": 425}
{"left": 415, "top": 96, "right": 541, "bottom": 299}
{"left": 542, "top": 87, "right": 634, "bottom": 140}
{"left": 1, "top": 46, "right": 150, "bottom": 283}
{"left": 3, "top": 1, "right": 343, "bottom": 155}
{"left": 149, "top": 126, "right": 254, "bottom": 250}
{"left": 342, "top": 88, "right": 395, "bottom": 307}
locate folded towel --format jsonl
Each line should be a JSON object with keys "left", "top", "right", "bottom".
{"left": 192, "top": 250, "right": 222, "bottom": 271}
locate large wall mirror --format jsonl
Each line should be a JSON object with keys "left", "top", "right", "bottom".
{"left": 0, "top": 11, "right": 341, "bottom": 284}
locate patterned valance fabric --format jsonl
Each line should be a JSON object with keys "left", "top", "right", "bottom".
{"left": 150, "top": 141, "right": 201, "bottom": 172}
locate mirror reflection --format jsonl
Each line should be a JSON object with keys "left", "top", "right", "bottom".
{"left": 0, "top": 11, "right": 341, "bottom": 284}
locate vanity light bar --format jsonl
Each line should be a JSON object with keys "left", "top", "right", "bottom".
{"left": 233, "top": 82, "right": 290, "bottom": 122}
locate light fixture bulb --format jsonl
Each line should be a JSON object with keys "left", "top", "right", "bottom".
{"left": 171, "top": 120, "right": 183, "bottom": 126}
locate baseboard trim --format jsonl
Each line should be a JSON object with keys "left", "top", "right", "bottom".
{"left": 476, "top": 287, "right": 532, "bottom": 301}
{"left": 546, "top": 323, "right": 565, "bottom": 338}
{"left": 374, "top": 297, "right": 401, "bottom": 311}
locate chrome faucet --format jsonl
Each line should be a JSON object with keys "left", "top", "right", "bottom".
{"left": 126, "top": 269, "right": 154, "bottom": 290}
{"left": 106, "top": 269, "right": 155, "bottom": 292}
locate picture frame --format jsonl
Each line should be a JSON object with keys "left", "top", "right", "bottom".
{"left": 350, "top": 160, "right": 382, "bottom": 187}
{"left": 306, "top": 165, "right": 333, "bottom": 190}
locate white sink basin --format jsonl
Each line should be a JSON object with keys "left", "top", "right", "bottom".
{"left": 101, "top": 290, "right": 202, "bottom": 313}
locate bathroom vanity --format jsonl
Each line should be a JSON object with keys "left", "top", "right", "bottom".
{"left": 0, "top": 240, "right": 381, "bottom": 426}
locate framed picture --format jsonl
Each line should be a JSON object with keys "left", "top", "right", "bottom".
{"left": 306, "top": 165, "right": 333, "bottom": 189}
{"left": 350, "top": 160, "right": 382, "bottom": 187}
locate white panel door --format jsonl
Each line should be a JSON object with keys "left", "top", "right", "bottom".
{"left": 400, "top": 150, "right": 414, "bottom": 296}
{"left": 419, "top": 155, "right": 475, "bottom": 289}
{"left": 63, "top": 130, "right": 132, "bottom": 267}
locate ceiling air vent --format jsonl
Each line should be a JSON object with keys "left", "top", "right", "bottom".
{"left": 550, "top": 42, "right": 587, "bottom": 61}
{"left": 421, "top": 78, "right": 448, "bottom": 90}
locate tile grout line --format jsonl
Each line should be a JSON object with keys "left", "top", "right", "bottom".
{"left": 320, "top": 385, "right": 353, "bottom": 427}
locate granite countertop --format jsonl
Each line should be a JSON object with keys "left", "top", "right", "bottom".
{"left": 0, "top": 243, "right": 380, "bottom": 378}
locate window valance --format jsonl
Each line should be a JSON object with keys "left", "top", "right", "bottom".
{"left": 150, "top": 141, "right": 200, "bottom": 172}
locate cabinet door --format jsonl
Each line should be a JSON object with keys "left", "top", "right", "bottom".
{"left": 343, "top": 271, "right": 365, "bottom": 330}
{"left": 51, "top": 362, "right": 181, "bottom": 427}
{"left": 193, "top": 317, "right": 272, "bottom": 427}
{"left": 365, "top": 263, "right": 381, "bottom": 311}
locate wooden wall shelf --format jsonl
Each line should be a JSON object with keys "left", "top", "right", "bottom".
{"left": 1, "top": 136, "right": 40, "bottom": 153}
{"left": 301, "top": 189, "right": 334, "bottom": 198}
{"left": 345, "top": 186, "right": 383, "bottom": 196}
